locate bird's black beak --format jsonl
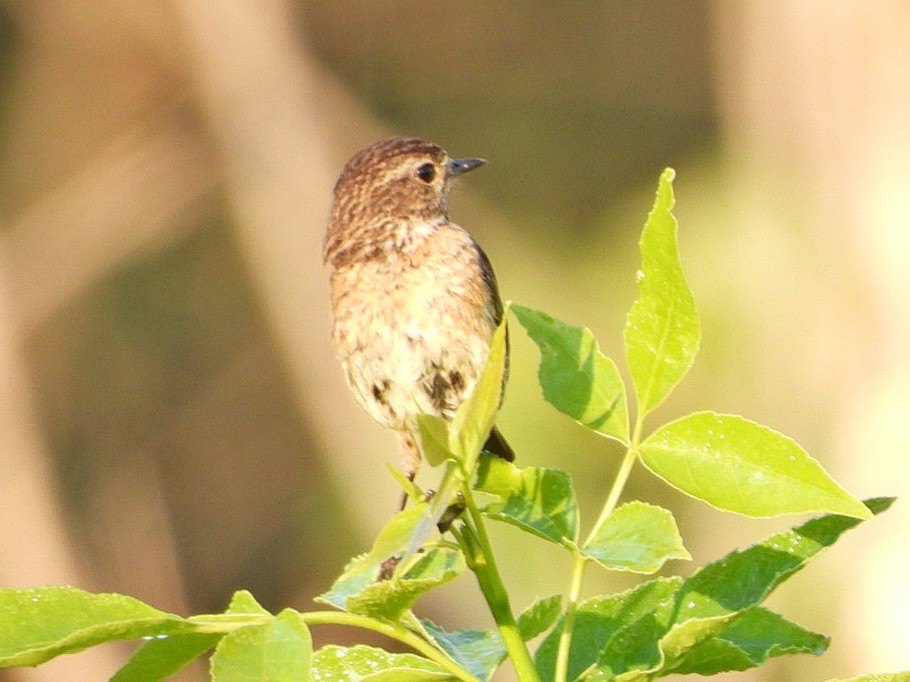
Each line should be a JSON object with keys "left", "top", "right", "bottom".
{"left": 448, "top": 157, "right": 486, "bottom": 176}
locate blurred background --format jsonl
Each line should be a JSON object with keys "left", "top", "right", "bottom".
{"left": 0, "top": 2, "right": 908, "bottom": 680}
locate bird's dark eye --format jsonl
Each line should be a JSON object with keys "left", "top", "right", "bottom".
{"left": 416, "top": 163, "right": 436, "bottom": 183}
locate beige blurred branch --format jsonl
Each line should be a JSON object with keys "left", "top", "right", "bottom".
{"left": 0, "top": 18, "right": 217, "bottom": 682}
{"left": 711, "top": 2, "right": 910, "bottom": 679}
{"left": 171, "top": 0, "right": 400, "bottom": 534}
{"left": 4, "top": 109, "right": 219, "bottom": 333}
{"left": 0, "top": 4, "right": 223, "bottom": 680}
{"left": 0, "top": 252, "right": 120, "bottom": 681}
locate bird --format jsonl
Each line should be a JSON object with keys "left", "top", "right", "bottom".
{"left": 323, "top": 136, "right": 514, "bottom": 487}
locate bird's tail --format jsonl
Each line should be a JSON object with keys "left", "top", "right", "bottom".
{"left": 482, "top": 425, "right": 515, "bottom": 462}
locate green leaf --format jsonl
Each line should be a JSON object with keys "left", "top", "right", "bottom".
{"left": 410, "top": 461, "right": 468, "bottom": 556}
{"left": 316, "top": 506, "right": 429, "bottom": 612}
{"left": 416, "top": 413, "right": 453, "bottom": 468}
{"left": 666, "top": 606, "right": 828, "bottom": 676}
{"left": 111, "top": 633, "right": 221, "bottom": 682}
{"left": 583, "top": 583, "right": 692, "bottom": 680}
{"left": 639, "top": 412, "right": 873, "bottom": 519}
{"left": 312, "top": 645, "right": 453, "bottom": 681}
{"left": 224, "top": 590, "right": 271, "bottom": 616}
{"left": 475, "top": 453, "right": 579, "bottom": 545}
{"left": 593, "top": 605, "right": 749, "bottom": 682}
{"left": 0, "top": 587, "right": 192, "bottom": 668}
{"left": 210, "top": 609, "right": 311, "bottom": 682}
{"left": 368, "top": 505, "right": 429, "bottom": 561}
{"left": 589, "top": 500, "right": 892, "bottom": 678}
{"left": 608, "top": 606, "right": 828, "bottom": 680}
{"left": 386, "top": 462, "right": 425, "bottom": 501}
{"left": 111, "top": 590, "right": 270, "bottom": 681}
{"left": 517, "top": 594, "right": 562, "bottom": 641}
{"left": 354, "top": 672, "right": 458, "bottom": 682}
{"left": 315, "top": 552, "right": 377, "bottom": 613}
{"left": 615, "top": 611, "right": 739, "bottom": 681}
{"left": 511, "top": 305, "right": 629, "bottom": 444}
{"left": 582, "top": 501, "right": 690, "bottom": 573}
{"left": 674, "top": 497, "right": 892, "bottom": 619}
{"left": 413, "top": 314, "right": 508, "bottom": 472}
{"left": 535, "top": 578, "right": 683, "bottom": 682}
{"left": 344, "top": 548, "right": 465, "bottom": 621}
{"left": 656, "top": 613, "right": 735, "bottom": 665}
{"left": 453, "top": 314, "right": 509, "bottom": 466}
{"left": 421, "top": 620, "right": 505, "bottom": 680}
{"left": 623, "top": 168, "right": 700, "bottom": 417}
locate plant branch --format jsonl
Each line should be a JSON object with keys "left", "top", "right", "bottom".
{"left": 555, "top": 440, "right": 641, "bottom": 682}
{"left": 553, "top": 550, "right": 587, "bottom": 682}
{"left": 191, "top": 610, "right": 481, "bottom": 682}
{"left": 585, "top": 445, "right": 640, "bottom": 547}
{"left": 459, "top": 480, "right": 541, "bottom": 682}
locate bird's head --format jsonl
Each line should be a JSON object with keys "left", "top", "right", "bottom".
{"left": 324, "top": 137, "right": 485, "bottom": 266}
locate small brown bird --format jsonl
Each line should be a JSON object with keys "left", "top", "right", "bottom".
{"left": 324, "top": 137, "right": 513, "bottom": 482}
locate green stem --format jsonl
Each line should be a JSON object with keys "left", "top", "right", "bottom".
{"left": 190, "top": 611, "right": 481, "bottom": 682}
{"left": 459, "top": 482, "right": 541, "bottom": 682}
{"left": 586, "top": 403, "right": 649, "bottom": 546}
{"left": 584, "top": 445, "right": 640, "bottom": 548}
{"left": 553, "top": 551, "right": 586, "bottom": 682}
{"left": 555, "top": 433, "right": 643, "bottom": 682}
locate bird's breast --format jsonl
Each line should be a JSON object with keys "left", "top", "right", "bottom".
{"left": 329, "top": 223, "right": 498, "bottom": 428}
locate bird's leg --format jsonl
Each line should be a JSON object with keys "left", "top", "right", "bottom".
{"left": 397, "top": 431, "right": 421, "bottom": 509}
{"left": 394, "top": 430, "right": 465, "bottom": 529}
{"left": 398, "top": 431, "right": 422, "bottom": 476}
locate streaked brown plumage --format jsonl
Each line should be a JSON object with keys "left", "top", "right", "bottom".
{"left": 324, "top": 137, "right": 513, "bottom": 478}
